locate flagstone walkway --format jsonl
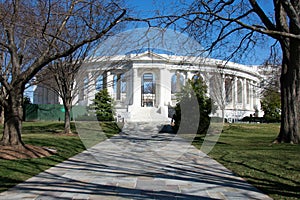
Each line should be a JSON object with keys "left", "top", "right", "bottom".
{"left": 0, "top": 122, "right": 272, "bottom": 200}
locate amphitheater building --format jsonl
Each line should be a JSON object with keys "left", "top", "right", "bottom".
{"left": 34, "top": 50, "right": 263, "bottom": 123}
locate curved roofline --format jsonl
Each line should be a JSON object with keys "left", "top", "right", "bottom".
{"left": 85, "top": 51, "right": 261, "bottom": 78}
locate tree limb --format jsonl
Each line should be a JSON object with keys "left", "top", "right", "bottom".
{"left": 281, "top": 0, "right": 300, "bottom": 31}
{"left": 248, "top": 0, "right": 277, "bottom": 31}
{"left": 20, "top": 5, "right": 126, "bottom": 87}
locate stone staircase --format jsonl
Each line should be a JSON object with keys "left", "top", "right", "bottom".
{"left": 126, "top": 107, "right": 170, "bottom": 123}
{"left": 114, "top": 100, "right": 170, "bottom": 123}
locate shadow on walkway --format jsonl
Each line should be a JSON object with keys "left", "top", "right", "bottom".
{"left": 0, "top": 122, "right": 272, "bottom": 200}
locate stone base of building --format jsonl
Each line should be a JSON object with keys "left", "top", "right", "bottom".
{"left": 116, "top": 105, "right": 170, "bottom": 123}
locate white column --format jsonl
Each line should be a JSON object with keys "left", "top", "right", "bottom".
{"left": 245, "top": 80, "right": 249, "bottom": 108}
{"left": 221, "top": 74, "right": 226, "bottom": 108}
{"left": 132, "top": 68, "right": 141, "bottom": 107}
{"left": 106, "top": 71, "right": 114, "bottom": 97}
{"left": 125, "top": 70, "right": 131, "bottom": 105}
{"left": 87, "top": 72, "right": 94, "bottom": 105}
{"left": 233, "top": 77, "right": 238, "bottom": 106}
{"left": 243, "top": 78, "right": 247, "bottom": 109}
{"left": 183, "top": 71, "right": 188, "bottom": 85}
{"left": 253, "top": 81, "right": 258, "bottom": 112}
{"left": 175, "top": 72, "right": 182, "bottom": 92}
{"left": 157, "top": 68, "right": 171, "bottom": 118}
{"left": 255, "top": 81, "right": 262, "bottom": 117}
{"left": 159, "top": 68, "right": 172, "bottom": 106}
{"left": 127, "top": 69, "right": 134, "bottom": 106}
{"left": 249, "top": 80, "right": 253, "bottom": 110}
{"left": 186, "top": 71, "right": 193, "bottom": 80}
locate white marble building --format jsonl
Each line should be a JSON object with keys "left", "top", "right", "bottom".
{"left": 33, "top": 27, "right": 265, "bottom": 123}
{"left": 67, "top": 51, "right": 262, "bottom": 122}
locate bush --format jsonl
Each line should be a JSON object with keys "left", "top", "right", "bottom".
{"left": 90, "top": 89, "right": 114, "bottom": 121}
{"left": 241, "top": 116, "right": 270, "bottom": 123}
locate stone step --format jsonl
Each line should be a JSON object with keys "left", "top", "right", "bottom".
{"left": 126, "top": 107, "right": 169, "bottom": 122}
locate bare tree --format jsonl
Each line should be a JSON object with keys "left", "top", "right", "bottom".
{"left": 37, "top": 48, "right": 88, "bottom": 134}
{"left": 0, "top": 0, "right": 126, "bottom": 148}
{"left": 146, "top": 0, "right": 300, "bottom": 144}
{"left": 206, "top": 68, "right": 227, "bottom": 123}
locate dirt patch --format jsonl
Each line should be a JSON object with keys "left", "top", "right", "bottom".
{"left": 0, "top": 145, "right": 57, "bottom": 160}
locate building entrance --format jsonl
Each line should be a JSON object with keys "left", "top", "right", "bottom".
{"left": 141, "top": 73, "right": 155, "bottom": 107}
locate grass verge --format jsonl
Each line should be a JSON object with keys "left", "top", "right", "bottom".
{"left": 0, "top": 121, "right": 120, "bottom": 193}
{"left": 193, "top": 123, "right": 300, "bottom": 200}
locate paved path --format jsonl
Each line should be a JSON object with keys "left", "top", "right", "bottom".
{"left": 0, "top": 122, "right": 272, "bottom": 200}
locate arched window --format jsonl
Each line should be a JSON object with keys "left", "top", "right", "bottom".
{"left": 237, "top": 79, "right": 243, "bottom": 103}
{"left": 142, "top": 73, "right": 155, "bottom": 107}
{"left": 96, "top": 75, "right": 103, "bottom": 91}
{"left": 171, "top": 73, "right": 184, "bottom": 93}
{"left": 225, "top": 78, "right": 232, "bottom": 103}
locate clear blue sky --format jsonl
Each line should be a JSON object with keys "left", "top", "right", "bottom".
{"left": 124, "top": 0, "right": 276, "bottom": 66}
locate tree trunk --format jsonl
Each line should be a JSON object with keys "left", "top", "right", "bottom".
{"left": 0, "top": 107, "right": 4, "bottom": 125}
{"left": 63, "top": 101, "right": 72, "bottom": 134}
{"left": 276, "top": 37, "right": 300, "bottom": 144}
{"left": 222, "top": 107, "right": 225, "bottom": 124}
{"left": 0, "top": 90, "right": 25, "bottom": 147}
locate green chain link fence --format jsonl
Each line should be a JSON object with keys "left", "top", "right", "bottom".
{"left": 24, "top": 104, "right": 88, "bottom": 121}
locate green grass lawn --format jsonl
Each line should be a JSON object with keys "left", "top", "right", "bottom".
{"left": 193, "top": 123, "right": 300, "bottom": 200}
{"left": 1, "top": 122, "right": 299, "bottom": 199}
{"left": 0, "top": 121, "right": 121, "bottom": 193}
